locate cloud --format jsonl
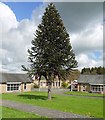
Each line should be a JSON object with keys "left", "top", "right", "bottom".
{"left": 0, "top": 2, "right": 37, "bottom": 72}
{"left": 0, "top": 2, "right": 103, "bottom": 73}
{"left": 76, "top": 53, "right": 103, "bottom": 70}
{"left": 54, "top": 2, "right": 103, "bottom": 33}
{"left": 0, "top": 2, "right": 18, "bottom": 32}
{"left": 70, "top": 23, "right": 103, "bottom": 54}
{"left": 31, "top": 3, "right": 47, "bottom": 25}
{"left": 1, "top": 19, "right": 36, "bottom": 72}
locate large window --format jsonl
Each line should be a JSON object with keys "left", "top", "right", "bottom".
{"left": 7, "top": 84, "right": 20, "bottom": 91}
{"left": 91, "top": 85, "right": 103, "bottom": 92}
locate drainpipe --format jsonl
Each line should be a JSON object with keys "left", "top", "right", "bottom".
{"left": 90, "top": 84, "right": 91, "bottom": 93}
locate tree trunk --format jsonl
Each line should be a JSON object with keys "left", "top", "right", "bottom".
{"left": 38, "top": 79, "right": 40, "bottom": 91}
{"left": 48, "top": 82, "right": 52, "bottom": 100}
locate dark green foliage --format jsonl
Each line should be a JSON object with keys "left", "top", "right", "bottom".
{"left": 96, "top": 66, "right": 103, "bottom": 74}
{"left": 81, "top": 68, "right": 90, "bottom": 75}
{"left": 81, "top": 66, "right": 105, "bottom": 75}
{"left": 22, "top": 3, "right": 77, "bottom": 80}
{"left": 90, "top": 67, "right": 97, "bottom": 75}
{"left": 22, "top": 3, "right": 77, "bottom": 99}
{"left": 81, "top": 68, "right": 85, "bottom": 74}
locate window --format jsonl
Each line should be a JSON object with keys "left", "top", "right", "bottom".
{"left": 56, "top": 82, "right": 57, "bottom": 86}
{"left": 91, "top": 85, "right": 103, "bottom": 92}
{"left": 7, "top": 84, "right": 20, "bottom": 91}
{"left": 82, "top": 84, "right": 86, "bottom": 91}
{"left": 24, "top": 83, "right": 26, "bottom": 90}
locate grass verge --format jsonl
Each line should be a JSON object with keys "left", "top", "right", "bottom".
{"left": 1, "top": 106, "right": 48, "bottom": 119}
{"left": 65, "top": 91, "right": 104, "bottom": 97}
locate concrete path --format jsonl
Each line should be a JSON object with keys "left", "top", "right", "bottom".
{"left": 32, "top": 88, "right": 105, "bottom": 99}
{"left": 0, "top": 100, "right": 89, "bottom": 118}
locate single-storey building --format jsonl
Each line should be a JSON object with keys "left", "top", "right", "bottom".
{"left": 34, "top": 79, "right": 63, "bottom": 88}
{"left": 77, "top": 75, "right": 105, "bottom": 94}
{"left": 0, "top": 72, "right": 32, "bottom": 94}
{"left": 33, "top": 76, "right": 70, "bottom": 88}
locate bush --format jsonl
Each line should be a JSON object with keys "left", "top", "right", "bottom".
{"left": 61, "top": 82, "right": 69, "bottom": 88}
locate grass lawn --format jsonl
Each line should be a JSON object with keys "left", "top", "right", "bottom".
{"left": 2, "top": 91, "right": 104, "bottom": 118}
{"left": 0, "top": 94, "right": 2, "bottom": 99}
{"left": 1, "top": 106, "right": 48, "bottom": 119}
{"left": 65, "top": 91, "right": 105, "bottom": 97}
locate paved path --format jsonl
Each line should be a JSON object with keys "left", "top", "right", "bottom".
{"left": 32, "top": 88, "right": 104, "bottom": 99}
{"left": 0, "top": 100, "right": 89, "bottom": 118}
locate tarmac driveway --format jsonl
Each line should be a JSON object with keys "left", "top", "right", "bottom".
{"left": 0, "top": 99, "right": 89, "bottom": 118}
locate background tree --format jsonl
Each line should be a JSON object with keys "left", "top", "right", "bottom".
{"left": 81, "top": 66, "right": 105, "bottom": 75}
{"left": 97, "top": 66, "right": 103, "bottom": 74}
{"left": 103, "top": 67, "right": 105, "bottom": 74}
{"left": 67, "top": 69, "right": 80, "bottom": 81}
{"left": 22, "top": 3, "right": 78, "bottom": 100}
{"left": 81, "top": 68, "right": 86, "bottom": 74}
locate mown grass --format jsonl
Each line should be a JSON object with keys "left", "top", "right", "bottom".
{"left": 0, "top": 94, "right": 2, "bottom": 99}
{"left": 1, "top": 106, "right": 48, "bottom": 119}
{"left": 2, "top": 91, "right": 104, "bottom": 118}
{"left": 65, "top": 91, "right": 104, "bottom": 97}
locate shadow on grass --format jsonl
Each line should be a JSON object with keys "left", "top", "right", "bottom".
{"left": 18, "top": 94, "right": 55, "bottom": 100}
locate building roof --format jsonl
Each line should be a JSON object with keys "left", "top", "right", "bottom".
{"left": 0, "top": 73, "right": 32, "bottom": 83}
{"left": 78, "top": 75, "right": 105, "bottom": 85}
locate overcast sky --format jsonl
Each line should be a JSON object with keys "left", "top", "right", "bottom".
{"left": 0, "top": 2, "right": 104, "bottom": 73}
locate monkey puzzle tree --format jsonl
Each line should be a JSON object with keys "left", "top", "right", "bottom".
{"left": 22, "top": 3, "right": 78, "bottom": 100}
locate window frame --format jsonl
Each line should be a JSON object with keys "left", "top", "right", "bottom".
{"left": 91, "top": 85, "right": 103, "bottom": 92}
{"left": 6, "top": 83, "right": 20, "bottom": 92}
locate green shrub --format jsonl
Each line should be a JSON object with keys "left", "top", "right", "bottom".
{"left": 61, "top": 82, "right": 69, "bottom": 88}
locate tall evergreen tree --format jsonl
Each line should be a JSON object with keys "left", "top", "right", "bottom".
{"left": 22, "top": 3, "right": 78, "bottom": 100}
